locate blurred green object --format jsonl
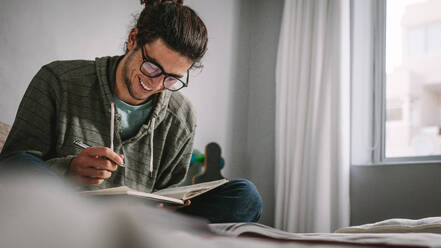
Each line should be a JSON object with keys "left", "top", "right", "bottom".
{"left": 178, "top": 148, "right": 225, "bottom": 186}
{"left": 190, "top": 154, "right": 225, "bottom": 168}
{"left": 178, "top": 149, "right": 204, "bottom": 186}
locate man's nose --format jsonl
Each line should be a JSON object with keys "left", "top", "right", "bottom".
{"left": 150, "top": 75, "right": 164, "bottom": 90}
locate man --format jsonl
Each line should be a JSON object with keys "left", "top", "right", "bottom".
{"left": 0, "top": 0, "right": 262, "bottom": 223}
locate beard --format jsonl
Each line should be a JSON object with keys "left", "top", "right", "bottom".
{"left": 121, "top": 50, "right": 145, "bottom": 102}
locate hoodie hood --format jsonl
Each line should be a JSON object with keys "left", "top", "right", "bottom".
{"left": 95, "top": 55, "right": 172, "bottom": 130}
{"left": 95, "top": 56, "right": 176, "bottom": 179}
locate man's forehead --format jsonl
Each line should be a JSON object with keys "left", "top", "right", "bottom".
{"left": 143, "top": 39, "right": 193, "bottom": 75}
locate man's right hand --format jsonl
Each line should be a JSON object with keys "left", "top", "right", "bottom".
{"left": 68, "top": 147, "right": 124, "bottom": 186}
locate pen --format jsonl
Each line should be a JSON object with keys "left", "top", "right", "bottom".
{"left": 73, "top": 139, "right": 125, "bottom": 167}
{"left": 73, "top": 139, "right": 90, "bottom": 149}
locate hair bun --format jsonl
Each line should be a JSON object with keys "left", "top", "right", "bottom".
{"left": 140, "top": 0, "right": 183, "bottom": 6}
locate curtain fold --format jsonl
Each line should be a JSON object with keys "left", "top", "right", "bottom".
{"left": 275, "top": 0, "right": 350, "bottom": 233}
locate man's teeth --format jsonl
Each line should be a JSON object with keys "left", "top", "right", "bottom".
{"left": 139, "top": 77, "right": 152, "bottom": 91}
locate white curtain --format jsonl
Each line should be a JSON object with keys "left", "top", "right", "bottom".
{"left": 274, "top": 0, "right": 350, "bottom": 233}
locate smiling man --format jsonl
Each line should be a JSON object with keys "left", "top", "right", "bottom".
{"left": 116, "top": 36, "right": 193, "bottom": 106}
{"left": 0, "top": 0, "right": 262, "bottom": 223}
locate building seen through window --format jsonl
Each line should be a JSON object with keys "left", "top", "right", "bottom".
{"left": 386, "top": 0, "right": 441, "bottom": 157}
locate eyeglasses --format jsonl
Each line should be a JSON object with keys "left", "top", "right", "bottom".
{"left": 140, "top": 45, "right": 189, "bottom": 91}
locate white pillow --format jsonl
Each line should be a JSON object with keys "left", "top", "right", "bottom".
{"left": 335, "top": 217, "right": 441, "bottom": 234}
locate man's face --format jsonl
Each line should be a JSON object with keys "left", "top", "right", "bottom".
{"left": 116, "top": 36, "right": 193, "bottom": 106}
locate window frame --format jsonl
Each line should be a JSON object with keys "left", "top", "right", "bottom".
{"left": 351, "top": 0, "right": 441, "bottom": 166}
{"left": 373, "top": 0, "right": 441, "bottom": 164}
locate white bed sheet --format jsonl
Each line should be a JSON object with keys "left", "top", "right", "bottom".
{"left": 1, "top": 176, "right": 440, "bottom": 248}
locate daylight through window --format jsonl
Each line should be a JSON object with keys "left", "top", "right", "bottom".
{"left": 385, "top": 0, "right": 441, "bottom": 158}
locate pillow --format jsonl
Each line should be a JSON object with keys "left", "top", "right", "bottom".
{"left": 0, "top": 121, "right": 11, "bottom": 151}
{"left": 335, "top": 217, "right": 441, "bottom": 234}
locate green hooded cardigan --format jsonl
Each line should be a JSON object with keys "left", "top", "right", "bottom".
{"left": 1, "top": 56, "right": 196, "bottom": 192}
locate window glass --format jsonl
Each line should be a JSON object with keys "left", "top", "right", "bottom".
{"left": 407, "top": 27, "right": 425, "bottom": 58}
{"left": 386, "top": 99, "right": 403, "bottom": 122}
{"left": 427, "top": 22, "right": 441, "bottom": 56}
{"left": 385, "top": 0, "right": 441, "bottom": 158}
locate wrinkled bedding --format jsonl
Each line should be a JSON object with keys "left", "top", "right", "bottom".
{"left": 1, "top": 175, "right": 441, "bottom": 248}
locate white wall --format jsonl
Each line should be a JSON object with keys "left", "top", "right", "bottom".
{"left": 183, "top": 0, "right": 251, "bottom": 178}
{"left": 0, "top": 0, "right": 282, "bottom": 226}
{"left": 0, "top": 0, "right": 142, "bottom": 124}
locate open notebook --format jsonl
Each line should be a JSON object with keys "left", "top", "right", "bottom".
{"left": 208, "top": 222, "right": 441, "bottom": 247}
{"left": 81, "top": 179, "right": 228, "bottom": 205}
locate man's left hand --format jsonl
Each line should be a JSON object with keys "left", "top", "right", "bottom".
{"left": 157, "top": 200, "right": 191, "bottom": 211}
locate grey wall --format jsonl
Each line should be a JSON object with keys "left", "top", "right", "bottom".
{"left": 183, "top": 0, "right": 283, "bottom": 226}
{"left": 350, "top": 164, "right": 441, "bottom": 225}
{"left": 245, "top": 0, "right": 283, "bottom": 227}
{"left": 0, "top": 0, "right": 282, "bottom": 226}
{"left": 181, "top": 0, "right": 283, "bottom": 226}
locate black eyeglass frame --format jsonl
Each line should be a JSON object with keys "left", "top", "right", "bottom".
{"left": 139, "top": 45, "right": 189, "bottom": 92}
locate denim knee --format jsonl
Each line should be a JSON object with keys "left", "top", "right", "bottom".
{"left": 0, "top": 152, "right": 58, "bottom": 178}
{"left": 177, "top": 178, "right": 262, "bottom": 223}
{"left": 227, "top": 179, "right": 263, "bottom": 222}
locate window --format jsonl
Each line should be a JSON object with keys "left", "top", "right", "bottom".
{"left": 350, "top": 0, "right": 441, "bottom": 165}
{"left": 427, "top": 22, "right": 441, "bottom": 56}
{"left": 386, "top": 99, "right": 403, "bottom": 122}
{"left": 383, "top": 0, "right": 441, "bottom": 161}
{"left": 407, "top": 27, "right": 425, "bottom": 58}
{"left": 406, "top": 22, "right": 441, "bottom": 58}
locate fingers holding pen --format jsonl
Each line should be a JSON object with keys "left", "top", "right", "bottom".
{"left": 69, "top": 146, "right": 125, "bottom": 186}
{"left": 157, "top": 200, "right": 191, "bottom": 211}
{"left": 69, "top": 161, "right": 111, "bottom": 186}
{"left": 82, "top": 147, "right": 124, "bottom": 167}
{"left": 74, "top": 176, "right": 104, "bottom": 186}
{"left": 80, "top": 154, "right": 119, "bottom": 172}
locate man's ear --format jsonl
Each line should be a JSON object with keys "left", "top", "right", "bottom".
{"left": 127, "top": 28, "right": 138, "bottom": 51}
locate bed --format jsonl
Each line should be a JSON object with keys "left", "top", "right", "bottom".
{"left": 2, "top": 121, "right": 441, "bottom": 247}
{"left": 1, "top": 175, "right": 441, "bottom": 248}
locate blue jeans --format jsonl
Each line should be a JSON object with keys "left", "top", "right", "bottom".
{"left": 0, "top": 152, "right": 60, "bottom": 179}
{"left": 0, "top": 153, "right": 263, "bottom": 223}
{"left": 178, "top": 178, "right": 263, "bottom": 223}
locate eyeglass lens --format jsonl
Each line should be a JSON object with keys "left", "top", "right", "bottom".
{"left": 141, "top": 61, "right": 186, "bottom": 91}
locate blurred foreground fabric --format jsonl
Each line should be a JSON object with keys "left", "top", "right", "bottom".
{"left": 2, "top": 175, "right": 441, "bottom": 248}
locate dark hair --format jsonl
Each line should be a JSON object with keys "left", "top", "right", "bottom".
{"left": 134, "top": 0, "right": 208, "bottom": 68}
